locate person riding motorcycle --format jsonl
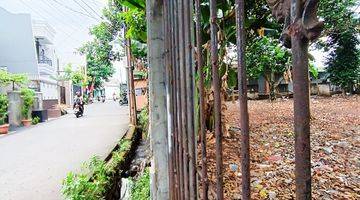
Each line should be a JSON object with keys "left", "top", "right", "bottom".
{"left": 73, "top": 92, "right": 84, "bottom": 115}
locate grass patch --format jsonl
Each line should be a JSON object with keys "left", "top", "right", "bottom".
{"left": 138, "top": 107, "right": 149, "bottom": 138}
{"left": 61, "top": 139, "right": 132, "bottom": 200}
{"left": 131, "top": 168, "right": 150, "bottom": 200}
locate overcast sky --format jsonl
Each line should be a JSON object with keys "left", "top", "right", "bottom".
{"left": 0, "top": 0, "right": 107, "bottom": 67}
{"left": 0, "top": 0, "right": 333, "bottom": 72}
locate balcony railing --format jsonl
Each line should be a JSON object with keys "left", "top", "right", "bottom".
{"left": 38, "top": 58, "right": 52, "bottom": 66}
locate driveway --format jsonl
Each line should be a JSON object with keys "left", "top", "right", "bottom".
{"left": 0, "top": 102, "right": 129, "bottom": 200}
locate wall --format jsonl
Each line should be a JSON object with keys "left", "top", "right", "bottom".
{"left": 7, "top": 91, "right": 43, "bottom": 127}
{"left": 40, "top": 81, "right": 58, "bottom": 100}
{"left": 0, "top": 7, "right": 38, "bottom": 76}
{"left": 134, "top": 79, "right": 148, "bottom": 110}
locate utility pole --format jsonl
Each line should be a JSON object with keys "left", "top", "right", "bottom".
{"left": 146, "top": 0, "right": 169, "bottom": 199}
{"left": 123, "top": 7, "right": 137, "bottom": 125}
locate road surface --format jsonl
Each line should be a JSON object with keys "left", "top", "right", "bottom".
{"left": 0, "top": 102, "right": 129, "bottom": 200}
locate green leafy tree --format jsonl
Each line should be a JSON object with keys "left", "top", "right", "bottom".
{"left": 326, "top": 29, "right": 359, "bottom": 93}
{"left": 318, "top": 0, "right": 360, "bottom": 93}
{"left": 246, "top": 36, "right": 291, "bottom": 100}
{"left": 79, "top": 20, "right": 117, "bottom": 88}
{"left": 0, "top": 70, "right": 28, "bottom": 90}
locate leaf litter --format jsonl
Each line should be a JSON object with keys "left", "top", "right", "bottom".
{"left": 198, "top": 95, "right": 360, "bottom": 199}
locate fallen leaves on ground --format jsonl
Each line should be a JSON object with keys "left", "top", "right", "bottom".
{"left": 198, "top": 95, "right": 360, "bottom": 199}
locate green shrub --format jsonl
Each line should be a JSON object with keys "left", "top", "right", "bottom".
{"left": 131, "top": 168, "right": 150, "bottom": 200}
{"left": 62, "top": 138, "right": 133, "bottom": 200}
{"left": 20, "top": 88, "right": 35, "bottom": 120}
{"left": 0, "top": 94, "right": 9, "bottom": 125}
{"left": 138, "top": 107, "right": 149, "bottom": 134}
{"left": 62, "top": 156, "right": 108, "bottom": 200}
{"left": 32, "top": 116, "right": 40, "bottom": 125}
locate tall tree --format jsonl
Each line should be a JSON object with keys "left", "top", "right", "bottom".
{"left": 246, "top": 36, "right": 291, "bottom": 100}
{"left": 79, "top": 22, "right": 116, "bottom": 88}
{"left": 326, "top": 28, "right": 359, "bottom": 93}
{"left": 318, "top": 0, "right": 360, "bottom": 93}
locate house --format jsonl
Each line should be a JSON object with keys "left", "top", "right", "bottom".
{"left": 0, "top": 7, "right": 60, "bottom": 118}
{"left": 134, "top": 71, "right": 148, "bottom": 111}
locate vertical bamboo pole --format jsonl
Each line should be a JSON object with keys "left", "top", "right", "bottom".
{"left": 291, "top": 0, "right": 311, "bottom": 199}
{"left": 146, "top": 0, "right": 170, "bottom": 199}
{"left": 209, "top": 0, "right": 224, "bottom": 199}
{"left": 195, "top": 0, "right": 208, "bottom": 199}
{"left": 235, "top": 0, "right": 251, "bottom": 199}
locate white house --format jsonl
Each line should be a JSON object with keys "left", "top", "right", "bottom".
{"left": 0, "top": 7, "right": 60, "bottom": 113}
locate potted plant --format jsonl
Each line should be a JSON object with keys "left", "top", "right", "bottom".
{"left": 0, "top": 94, "right": 9, "bottom": 134}
{"left": 20, "top": 88, "right": 35, "bottom": 127}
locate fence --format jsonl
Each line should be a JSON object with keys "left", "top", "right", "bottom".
{"left": 146, "top": 0, "right": 323, "bottom": 199}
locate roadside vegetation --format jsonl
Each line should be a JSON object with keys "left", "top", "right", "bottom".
{"left": 131, "top": 168, "right": 150, "bottom": 200}
{"left": 62, "top": 139, "right": 132, "bottom": 200}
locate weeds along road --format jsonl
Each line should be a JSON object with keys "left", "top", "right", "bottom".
{"left": 0, "top": 101, "right": 129, "bottom": 200}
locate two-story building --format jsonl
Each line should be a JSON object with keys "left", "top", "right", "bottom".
{"left": 0, "top": 7, "right": 60, "bottom": 117}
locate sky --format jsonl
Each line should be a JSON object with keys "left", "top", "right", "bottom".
{"left": 0, "top": 0, "right": 334, "bottom": 73}
{"left": 0, "top": 0, "right": 107, "bottom": 67}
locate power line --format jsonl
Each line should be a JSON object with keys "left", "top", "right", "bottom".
{"left": 18, "top": 0, "right": 83, "bottom": 51}
{"left": 36, "top": 0, "right": 82, "bottom": 33}
{"left": 79, "top": 0, "right": 103, "bottom": 19}
{"left": 18, "top": 0, "right": 48, "bottom": 21}
{"left": 50, "top": 0, "right": 100, "bottom": 22}
{"left": 88, "top": 0, "right": 103, "bottom": 8}
{"left": 72, "top": 0, "right": 99, "bottom": 20}
{"left": 39, "top": 0, "right": 89, "bottom": 31}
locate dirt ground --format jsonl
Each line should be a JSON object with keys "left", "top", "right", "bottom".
{"left": 201, "top": 95, "right": 359, "bottom": 199}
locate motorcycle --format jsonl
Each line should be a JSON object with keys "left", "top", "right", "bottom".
{"left": 74, "top": 104, "right": 83, "bottom": 118}
{"left": 119, "top": 93, "right": 128, "bottom": 105}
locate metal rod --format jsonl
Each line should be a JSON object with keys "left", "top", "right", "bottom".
{"left": 178, "top": 0, "right": 190, "bottom": 199}
{"left": 173, "top": 0, "right": 182, "bottom": 199}
{"left": 291, "top": 0, "right": 312, "bottom": 199}
{"left": 164, "top": 0, "right": 175, "bottom": 198}
{"left": 174, "top": 0, "right": 185, "bottom": 198}
{"left": 195, "top": 0, "right": 208, "bottom": 199}
{"left": 209, "top": 0, "right": 224, "bottom": 198}
{"left": 168, "top": 1, "right": 180, "bottom": 198}
{"left": 184, "top": 0, "right": 197, "bottom": 198}
{"left": 235, "top": 0, "right": 250, "bottom": 199}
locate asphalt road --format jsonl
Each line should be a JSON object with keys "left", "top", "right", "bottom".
{"left": 0, "top": 101, "right": 129, "bottom": 200}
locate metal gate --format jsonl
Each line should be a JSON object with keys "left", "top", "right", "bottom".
{"left": 146, "top": 0, "right": 323, "bottom": 199}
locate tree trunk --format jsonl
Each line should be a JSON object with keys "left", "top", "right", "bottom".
{"left": 146, "top": 0, "right": 170, "bottom": 199}
{"left": 269, "top": 72, "right": 276, "bottom": 101}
